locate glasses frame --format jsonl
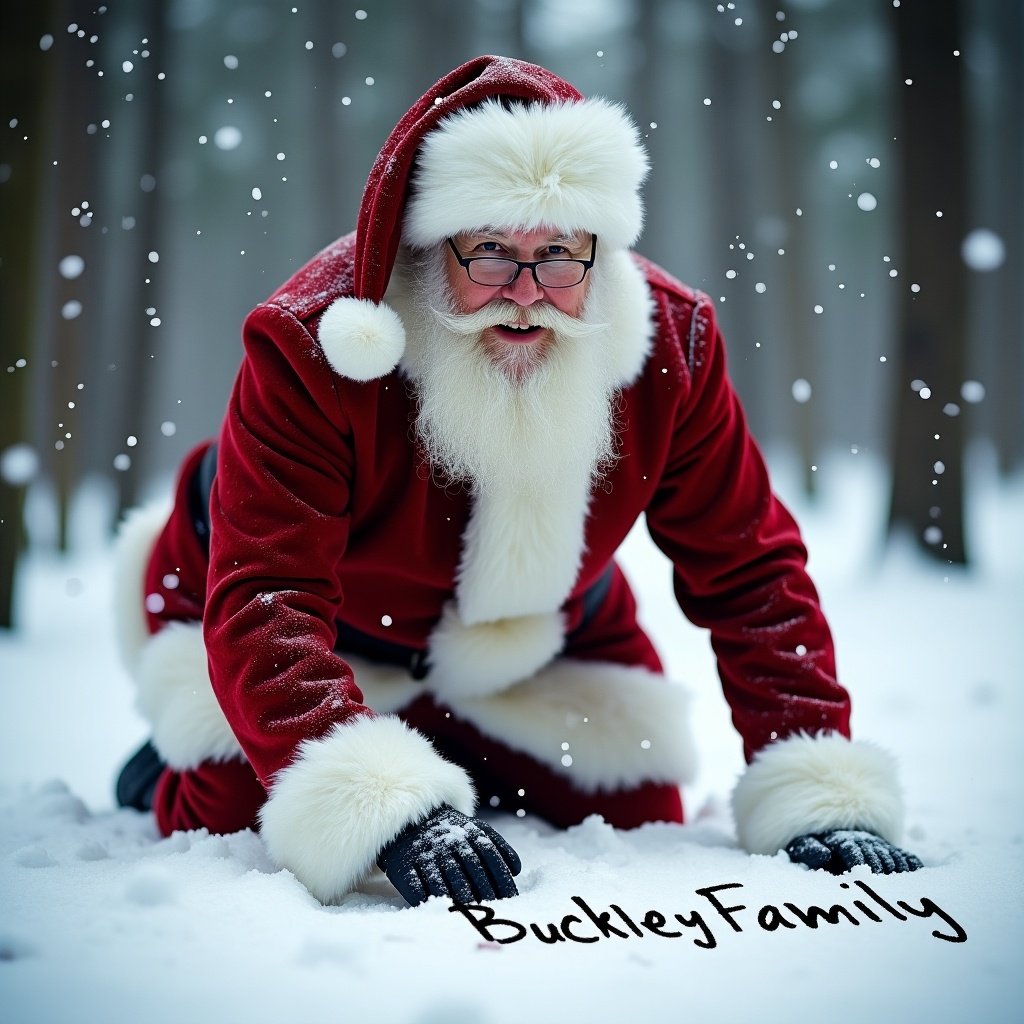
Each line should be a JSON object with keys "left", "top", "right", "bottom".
{"left": 446, "top": 234, "right": 597, "bottom": 289}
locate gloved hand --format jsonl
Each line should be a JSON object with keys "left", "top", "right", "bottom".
{"left": 377, "top": 804, "right": 522, "bottom": 906}
{"left": 786, "top": 829, "right": 923, "bottom": 875}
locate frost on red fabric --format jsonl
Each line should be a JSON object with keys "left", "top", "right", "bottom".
{"left": 141, "top": 242, "right": 847, "bottom": 809}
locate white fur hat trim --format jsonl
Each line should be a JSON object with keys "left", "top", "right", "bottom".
{"left": 404, "top": 98, "right": 649, "bottom": 252}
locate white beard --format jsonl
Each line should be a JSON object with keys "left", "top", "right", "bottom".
{"left": 383, "top": 242, "right": 655, "bottom": 695}
{"left": 393, "top": 248, "right": 621, "bottom": 501}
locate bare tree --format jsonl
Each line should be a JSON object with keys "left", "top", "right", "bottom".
{"left": 0, "top": 0, "right": 56, "bottom": 625}
{"left": 704, "top": 12, "right": 772, "bottom": 436}
{"left": 34, "top": 1, "right": 108, "bottom": 551}
{"left": 887, "top": 0, "right": 969, "bottom": 564}
{"left": 762, "top": 12, "right": 819, "bottom": 497}
{"left": 116, "top": 0, "right": 166, "bottom": 518}
{"left": 987, "top": 0, "right": 1023, "bottom": 475}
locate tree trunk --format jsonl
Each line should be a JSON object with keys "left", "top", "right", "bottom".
{"left": 764, "top": 16, "right": 818, "bottom": 497}
{"left": 0, "top": 0, "right": 54, "bottom": 625}
{"left": 109, "top": 0, "right": 167, "bottom": 520}
{"left": 32, "top": 0, "right": 109, "bottom": 551}
{"left": 989, "top": 0, "right": 1023, "bottom": 475}
{"left": 887, "top": 0, "right": 969, "bottom": 564}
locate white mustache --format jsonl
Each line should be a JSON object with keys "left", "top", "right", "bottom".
{"left": 430, "top": 299, "right": 608, "bottom": 339}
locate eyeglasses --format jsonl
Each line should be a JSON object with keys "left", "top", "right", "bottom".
{"left": 446, "top": 235, "right": 597, "bottom": 289}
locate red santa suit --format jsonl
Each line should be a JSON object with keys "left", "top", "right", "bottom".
{"left": 114, "top": 56, "right": 906, "bottom": 904}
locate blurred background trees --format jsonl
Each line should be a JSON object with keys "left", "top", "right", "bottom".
{"left": 1, "top": 0, "right": 1021, "bottom": 627}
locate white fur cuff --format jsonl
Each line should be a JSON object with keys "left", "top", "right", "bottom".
{"left": 318, "top": 296, "right": 406, "bottom": 381}
{"left": 113, "top": 501, "right": 171, "bottom": 675}
{"left": 731, "top": 732, "right": 905, "bottom": 856}
{"left": 258, "top": 715, "right": 476, "bottom": 904}
{"left": 135, "top": 621, "right": 245, "bottom": 770}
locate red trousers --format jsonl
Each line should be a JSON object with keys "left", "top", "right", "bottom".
{"left": 153, "top": 694, "right": 684, "bottom": 837}
{"left": 149, "top": 550, "right": 684, "bottom": 838}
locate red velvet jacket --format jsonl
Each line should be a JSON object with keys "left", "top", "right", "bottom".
{"left": 145, "top": 232, "right": 850, "bottom": 792}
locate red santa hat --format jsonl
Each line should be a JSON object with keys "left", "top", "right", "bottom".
{"left": 318, "top": 54, "right": 650, "bottom": 382}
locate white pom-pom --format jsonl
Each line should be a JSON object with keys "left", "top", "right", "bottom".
{"left": 318, "top": 297, "right": 406, "bottom": 382}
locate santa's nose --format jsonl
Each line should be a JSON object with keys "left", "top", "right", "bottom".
{"left": 500, "top": 268, "right": 544, "bottom": 305}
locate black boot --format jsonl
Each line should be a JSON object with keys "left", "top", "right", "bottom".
{"left": 115, "top": 740, "right": 166, "bottom": 811}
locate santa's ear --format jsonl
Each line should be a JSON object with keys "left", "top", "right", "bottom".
{"left": 318, "top": 297, "right": 406, "bottom": 382}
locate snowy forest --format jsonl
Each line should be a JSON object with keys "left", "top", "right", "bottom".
{"left": 1, "top": 2, "right": 1022, "bottom": 1023}
{"left": 1, "top": 0, "right": 1022, "bottom": 618}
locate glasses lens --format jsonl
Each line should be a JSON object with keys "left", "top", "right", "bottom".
{"left": 535, "top": 261, "right": 585, "bottom": 287}
{"left": 468, "top": 258, "right": 517, "bottom": 286}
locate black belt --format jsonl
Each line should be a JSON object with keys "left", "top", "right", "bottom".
{"left": 189, "top": 441, "right": 614, "bottom": 681}
{"left": 188, "top": 440, "right": 219, "bottom": 552}
{"left": 334, "top": 564, "right": 614, "bottom": 681}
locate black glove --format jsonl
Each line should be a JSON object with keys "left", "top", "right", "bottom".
{"left": 786, "top": 829, "right": 923, "bottom": 875}
{"left": 376, "top": 804, "right": 522, "bottom": 907}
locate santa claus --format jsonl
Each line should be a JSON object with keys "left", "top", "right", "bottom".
{"left": 114, "top": 55, "right": 921, "bottom": 907}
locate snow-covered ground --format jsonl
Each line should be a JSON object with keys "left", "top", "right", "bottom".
{"left": 2, "top": 447, "right": 1022, "bottom": 1024}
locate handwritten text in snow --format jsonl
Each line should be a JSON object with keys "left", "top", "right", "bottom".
{"left": 450, "top": 880, "right": 967, "bottom": 948}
